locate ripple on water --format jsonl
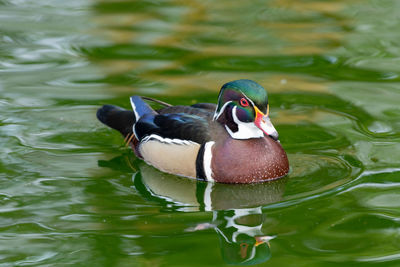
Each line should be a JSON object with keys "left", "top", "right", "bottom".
{"left": 281, "top": 153, "right": 362, "bottom": 203}
{"left": 368, "top": 121, "right": 393, "bottom": 134}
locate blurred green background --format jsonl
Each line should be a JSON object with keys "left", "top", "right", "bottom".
{"left": 1, "top": 0, "right": 400, "bottom": 266}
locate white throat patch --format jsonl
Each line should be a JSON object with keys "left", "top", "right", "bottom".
{"left": 225, "top": 106, "right": 264, "bottom": 139}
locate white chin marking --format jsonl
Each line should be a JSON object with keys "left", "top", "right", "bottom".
{"left": 203, "top": 141, "right": 215, "bottom": 182}
{"left": 226, "top": 106, "right": 264, "bottom": 139}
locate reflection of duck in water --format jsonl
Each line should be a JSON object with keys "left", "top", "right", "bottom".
{"left": 97, "top": 79, "right": 289, "bottom": 183}
{"left": 131, "top": 162, "right": 286, "bottom": 265}
{"left": 211, "top": 207, "right": 274, "bottom": 265}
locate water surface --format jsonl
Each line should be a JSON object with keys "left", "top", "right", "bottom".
{"left": 1, "top": 0, "right": 400, "bottom": 266}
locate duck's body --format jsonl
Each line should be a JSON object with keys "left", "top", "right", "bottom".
{"left": 97, "top": 79, "right": 289, "bottom": 183}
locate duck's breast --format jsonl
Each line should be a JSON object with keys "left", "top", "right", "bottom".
{"left": 211, "top": 137, "right": 289, "bottom": 183}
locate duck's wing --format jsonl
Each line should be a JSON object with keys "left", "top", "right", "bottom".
{"left": 134, "top": 112, "right": 212, "bottom": 145}
{"left": 190, "top": 103, "right": 217, "bottom": 111}
{"left": 97, "top": 96, "right": 216, "bottom": 144}
{"left": 157, "top": 104, "right": 215, "bottom": 119}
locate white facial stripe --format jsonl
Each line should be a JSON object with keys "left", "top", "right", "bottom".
{"left": 213, "top": 101, "right": 232, "bottom": 121}
{"left": 240, "top": 91, "right": 256, "bottom": 107}
{"left": 203, "top": 141, "right": 215, "bottom": 182}
{"left": 141, "top": 134, "right": 198, "bottom": 145}
{"left": 225, "top": 106, "right": 264, "bottom": 139}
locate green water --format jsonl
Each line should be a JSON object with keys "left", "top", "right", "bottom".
{"left": 1, "top": 0, "right": 400, "bottom": 266}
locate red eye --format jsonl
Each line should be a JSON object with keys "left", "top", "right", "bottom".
{"left": 240, "top": 98, "right": 249, "bottom": 107}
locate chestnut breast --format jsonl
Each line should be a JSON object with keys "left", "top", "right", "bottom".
{"left": 211, "top": 136, "right": 289, "bottom": 183}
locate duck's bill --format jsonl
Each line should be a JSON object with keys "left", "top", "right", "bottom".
{"left": 254, "top": 106, "right": 279, "bottom": 141}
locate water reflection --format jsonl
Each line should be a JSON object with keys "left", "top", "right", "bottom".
{"left": 211, "top": 208, "right": 274, "bottom": 265}
{"left": 132, "top": 162, "right": 285, "bottom": 265}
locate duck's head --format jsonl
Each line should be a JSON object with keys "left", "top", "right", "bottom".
{"left": 213, "top": 79, "right": 279, "bottom": 140}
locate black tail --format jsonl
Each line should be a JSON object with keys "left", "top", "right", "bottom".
{"left": 96, "top": 105, "right": 135, "bottom": 137}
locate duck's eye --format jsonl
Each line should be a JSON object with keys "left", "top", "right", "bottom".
{"left": 240, "top": 98, "right": 249, "bottom": 107}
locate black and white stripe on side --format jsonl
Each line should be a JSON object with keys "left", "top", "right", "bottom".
{"left": 141, "top": 134, "right": 198, "bottom": 146}
{"left": 196, "top": 141, "right": 215, "bottom": 182}
{"left": 195, "top": 143, "right": 207, "bottom": 181}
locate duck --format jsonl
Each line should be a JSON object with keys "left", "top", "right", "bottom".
{"left": 96, "top": 79, "right": 289, "bottom": 183}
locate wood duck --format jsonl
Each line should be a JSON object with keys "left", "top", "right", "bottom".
{"left": 97, "top": 79, "right": 289, "bottom": 183}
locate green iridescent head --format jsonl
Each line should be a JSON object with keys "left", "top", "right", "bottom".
{"left": 213, "top": 79, "right": 278, "bottom": 140}
{"left": 214, "top": 79, "right": 268, "bottom": 120}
